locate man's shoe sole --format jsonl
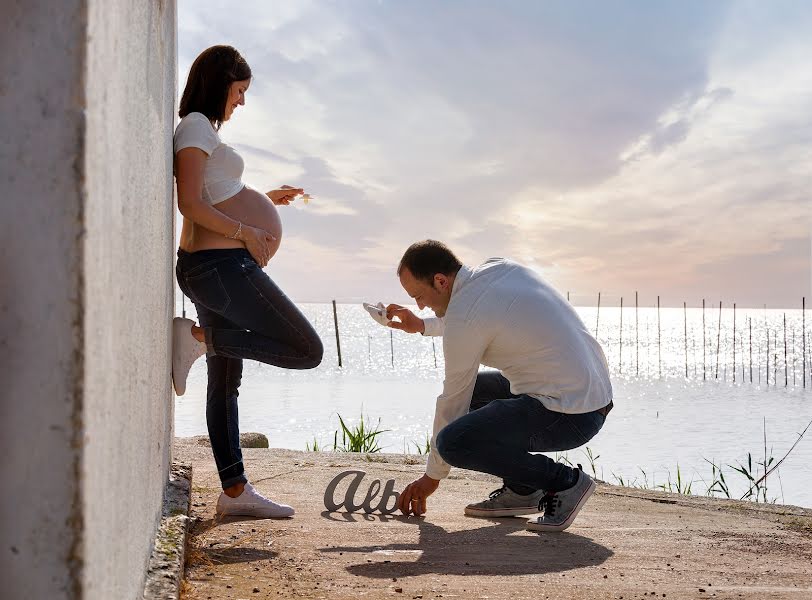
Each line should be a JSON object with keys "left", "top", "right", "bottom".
{"left": 464, "top": 506, "right": 541, "bottom": 517}
{"left": 525, "top": 478, "right": 595, "bottom": 532}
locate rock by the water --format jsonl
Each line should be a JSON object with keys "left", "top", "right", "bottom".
{"left": 240, "top": 432, "right": 269, "bottom": 448}
{"left": 191, "top": 432, "right": 269, "bottom": 448}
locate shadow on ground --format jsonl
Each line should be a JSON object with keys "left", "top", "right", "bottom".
{"left": 188, "top": 517, "right": 280, "bottom": 567}
{"left": 319, "top": 512, "right": 613, "bottom": 578}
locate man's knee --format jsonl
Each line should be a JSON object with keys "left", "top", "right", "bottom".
{"left": 435, "top": 422, "right": 468, "bottom": 467}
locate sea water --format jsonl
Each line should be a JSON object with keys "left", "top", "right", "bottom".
{"left": 175, "top": 302, "right": 812, "bottom": 508}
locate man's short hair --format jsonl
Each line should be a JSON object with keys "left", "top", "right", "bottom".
{"left": 397, "top": 240, "right": 462, "bottom": 285}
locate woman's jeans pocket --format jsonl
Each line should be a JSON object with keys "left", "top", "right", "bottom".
{"left": 184, "top": 267, "right": 232, "bottom": 313}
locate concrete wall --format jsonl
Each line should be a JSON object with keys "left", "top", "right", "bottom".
{"left": 0, "top": 1, "right": 177, "bottom": 598}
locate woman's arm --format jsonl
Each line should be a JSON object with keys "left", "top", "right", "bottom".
{"left": 176, "top": 147, "right": 244, "bottom": 237}
{"left": 175, "top": 147, "right": 276, "bottom": 264}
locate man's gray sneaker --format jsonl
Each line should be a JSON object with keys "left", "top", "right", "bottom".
{"left": 464, "top": 486, "right": 546, "bottom": 517}
{"left": 526, "top": 469, "right": 595, "bottom": 532}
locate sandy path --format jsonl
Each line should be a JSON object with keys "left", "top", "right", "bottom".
{"left": 176, "top": 439, "right": 812, "bottom": 600}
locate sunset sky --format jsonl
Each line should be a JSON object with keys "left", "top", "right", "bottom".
{"left": 178, "top": 0, "right": 811, "bottom": 308}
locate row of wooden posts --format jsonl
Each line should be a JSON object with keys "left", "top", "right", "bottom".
{"left": 331, "top": 297, "right": 810, "bottom": 388}
{"left": 587, "top": 293, "right": 808, "bottom": 387}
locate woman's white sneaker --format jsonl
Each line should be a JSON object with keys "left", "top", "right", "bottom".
{"left": 172, "top": 317, "right": 207, "bottom": 396}
{"left": 216, "top": 483, "right": 295, "bottom": 519}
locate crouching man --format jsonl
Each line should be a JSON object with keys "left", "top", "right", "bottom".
{"left": 388, "top": 240, "right": 613, "bottom": 532}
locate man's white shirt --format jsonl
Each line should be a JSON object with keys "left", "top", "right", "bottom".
{"left": 421, "top": 258, "right": 613, "bottom": 480}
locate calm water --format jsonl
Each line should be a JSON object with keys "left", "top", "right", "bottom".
{"left": 175, "top": 302, "right": 812, "bottom": 508}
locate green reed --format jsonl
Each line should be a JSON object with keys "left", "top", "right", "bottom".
{"left": 657, "top": 464, "right": 693, "bottom": 495}
{"left": 411, "top": 433, "right": 432, "bottom": 456}
{"left": 332, "top": 413, "right": 389, "bottom": 453}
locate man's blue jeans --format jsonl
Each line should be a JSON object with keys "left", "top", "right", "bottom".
{"left": 176, "top": 248, "right": 323, "bottom": 489}
{"left": 435, "top": 370, "right": 608, "bottom": 494}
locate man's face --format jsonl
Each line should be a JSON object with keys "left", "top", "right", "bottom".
{"left": 399, "top": 267, "right": 453, "bottom": 317}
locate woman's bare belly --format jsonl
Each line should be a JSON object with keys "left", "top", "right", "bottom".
{"left": 179, "top": 185, "right": 282, "bottom": 259}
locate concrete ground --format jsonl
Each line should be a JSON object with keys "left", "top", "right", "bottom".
{"left": 175, "top": 438, "right": 812, "bottom": 600}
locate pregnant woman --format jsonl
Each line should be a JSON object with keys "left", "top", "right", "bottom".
{"left": 171, "top": 45, "right": 323, "bottom": 519}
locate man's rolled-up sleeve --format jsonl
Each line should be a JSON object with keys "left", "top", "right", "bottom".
{"left": 421, "top": 317, "right": 445, "bottom": 337}
{"left": 425, "top": 318, "right": 489, "bottom": 480}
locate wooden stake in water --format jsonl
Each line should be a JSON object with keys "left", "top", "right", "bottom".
{"left": 684, "top": 301, "right": 688, "bottom": 379}
{"left": 432, "top": 337, "right": 437, "bottom": 368}
{"left": 765, "top": 307, "right": 769, "bottom": 387}
{"left": 733, "top": 303, "right": 737, "bottom": 383}
{"left": 773, "top": 331, "right": 778, "bottom": 386}
{"left": 635, "top": 291, "right": 639, "bottom": 377}
{"left": 596, "top": 292, "right": 601, "bottom": 339}
{"left": 332, "top": 300, "right": 342, "bottom": 368}
{"left": 702, "top": 298, "right": 706, "bottom": 381}
{"left": 657, "top": 296, "right": 662, "bottom": 379}
{"left": 793, "top": 327, "right": 796, "bottom": 386}
{"left": 715, "top": 301, "right": 722, "bottom": 380}
{"left": 567, "top": 291, "right": 570, "bottom": 302}
{"left": 749, "top": 318, "right": 753, "bottom": 384}
{"left": 784, "top": 313, "right": 788, "bottom": 387}
{"left": 619, "top": 297, "right": 623, "bottom": 374}
{"left": 804, "top": 297, "right": 807, "bottom": 388}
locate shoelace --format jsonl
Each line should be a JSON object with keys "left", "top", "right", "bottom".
{"left": 540, "top": 493, "right": 560, "bottom": 517}
{"left": 488, "top": 486, "right": 508, "bottom": 500}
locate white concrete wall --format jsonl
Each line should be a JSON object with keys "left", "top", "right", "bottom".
{"left": 0, "top": 2, "right": 87, "bottom": 597}
{"left": 0, "top": 1, "right": 177, "bottom": 598}
{"left": 81, "top": 1, "right": 177, "bottom": 598}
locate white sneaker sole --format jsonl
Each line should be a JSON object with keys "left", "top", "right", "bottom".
{"left": 172, "top": 317, "right": 204, "bottom": 396}
{"left": 525, "top": 478, "right": 595, "bottom": 532}
{"left": 216, "top": 506, "right": 295, "bottom": 519}
{"left": 464, "top": 506, "right": 541, "bottom": 517}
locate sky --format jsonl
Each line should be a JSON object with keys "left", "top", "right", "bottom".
{"left": 178, "top": 0, "right": 811, "bottom": 308}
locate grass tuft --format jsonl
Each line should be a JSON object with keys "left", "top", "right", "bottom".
{"left": 333, "top": 413, "right": 389, "bottom": 453}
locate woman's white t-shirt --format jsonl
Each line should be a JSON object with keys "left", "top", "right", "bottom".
{"left": 173, "top": 112, "right": 245, "bottom": 205}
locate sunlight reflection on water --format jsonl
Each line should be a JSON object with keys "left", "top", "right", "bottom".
{"left": 175, "top": 302, "right": 812, "bottom": 507}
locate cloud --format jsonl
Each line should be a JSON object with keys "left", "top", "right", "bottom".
{"left": 178, "top": 0, "right": 810, "bottom": 306}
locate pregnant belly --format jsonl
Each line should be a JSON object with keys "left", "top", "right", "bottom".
{"left": 214, "top": 186, "right": 283, "bottom": 258}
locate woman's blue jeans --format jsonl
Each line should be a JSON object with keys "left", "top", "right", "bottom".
{"left": 176, "top": 248, "right": 323, "bottom": 489}
{"left": 435, "top": 370, "right": 607, "bottom": 494}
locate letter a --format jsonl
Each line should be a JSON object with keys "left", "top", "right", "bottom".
{"left": 324, "top": 470, "right": 366, "bottom": 512}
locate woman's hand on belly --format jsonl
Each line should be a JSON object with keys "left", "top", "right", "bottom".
{"left": 212, "top": 186, "right": 284, "bottom": 263}
{"left": 240, "top": 225, "right": 278, "bottom": 267}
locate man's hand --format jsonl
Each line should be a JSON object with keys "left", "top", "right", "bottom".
{"left": 386, "top": 304, "right": 425, "bottom": 334}
{"left": 266, "top": 185, "right": 304, "bottom": 206}
{"left": 398, "top": 474, "right": 440, "bottom": 516}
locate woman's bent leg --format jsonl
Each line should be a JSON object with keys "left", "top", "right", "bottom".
{"left": 179, "top": 250, "right": 323, "bottom": 369}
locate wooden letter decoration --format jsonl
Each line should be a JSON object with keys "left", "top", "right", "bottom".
{"left": 324, "top": 470, "right": 400, "bottom": 515}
